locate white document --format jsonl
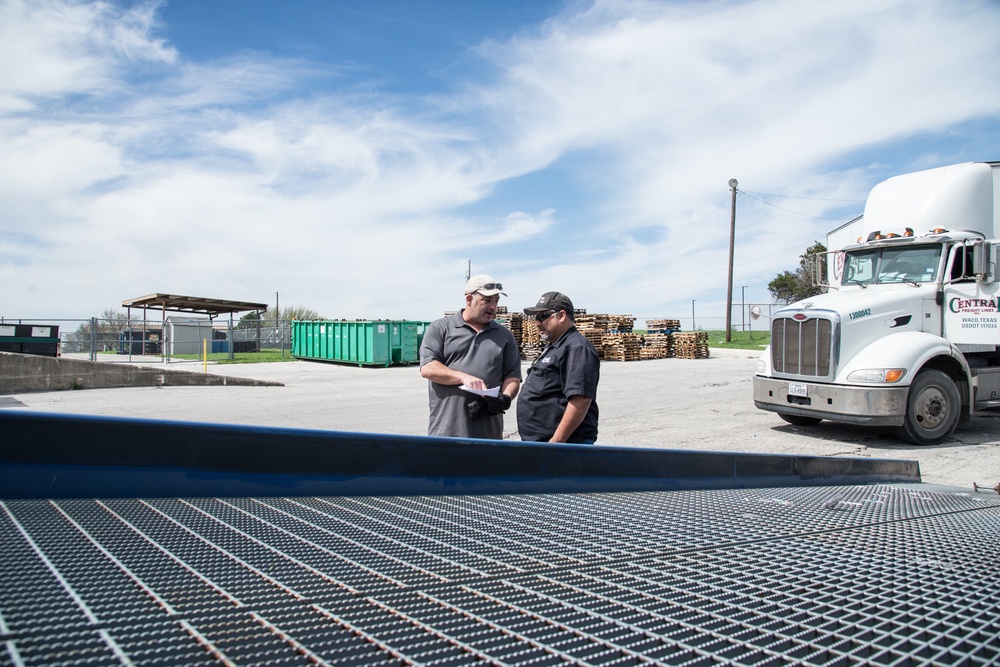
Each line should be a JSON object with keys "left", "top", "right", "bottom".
{"left": 460, "top": 385, "right": 500, "bottom": 398}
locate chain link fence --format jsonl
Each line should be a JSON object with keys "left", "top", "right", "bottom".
{"left": 3, "top": 302, "right": 777, "bottom": 365}
{"left": 1, "top": 317, "right": 293, "bottom": 364}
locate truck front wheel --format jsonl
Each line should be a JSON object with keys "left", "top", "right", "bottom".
{"left": 898, "top": 369, "right": 960, "bottom": 445}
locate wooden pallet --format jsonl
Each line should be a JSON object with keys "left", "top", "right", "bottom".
{"left": 672, "top": 331, "right": 709, "bottom": 359}
{"left": 673, "top": 331, "right": 709, "bottom": 342}
{"left": 521, "top": 343, "right": 545, "bottom": 361}
{"left": 640, "top": 332, "right": 675, "bottom": 358}
{"left": 517, "top": 310, "right": 696, "bottom": 362}
{"left": 602, "top": 333, "right": 642, "bottom": 362}
{"left": 575, "top": 314, "right": 611, "bottom": 330}
{"left": 675, "top": 346, "right": 711, "bottom": 359}
{"left": 645, "top": 318, "right": 681, "bottom": 331}
{"left": 580, "top": 328, "right": 604, "bottom": 349}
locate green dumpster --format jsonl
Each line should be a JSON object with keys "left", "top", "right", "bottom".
{"left": 291, "top": 320, "right": 431, "bottom": 367}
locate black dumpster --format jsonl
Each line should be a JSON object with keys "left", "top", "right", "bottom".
{"left": 117, "top": 328, "right": 163, "bottom": 355}
{"left": 0, "top": 323, "right": 59, "bottom": 357}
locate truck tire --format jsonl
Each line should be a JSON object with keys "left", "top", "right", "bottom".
{"left": 778, "top": 414, "right": 823, "bottom": 426}
{"left": 898, "top": 369, "right": 960, "bottom": 445}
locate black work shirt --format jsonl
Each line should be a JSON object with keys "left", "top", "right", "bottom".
{"left": 516, "top": 326, "right": 600, "bottom": 443}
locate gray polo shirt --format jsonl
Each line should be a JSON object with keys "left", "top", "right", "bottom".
{"left": 419, "top": 311, "right": 522, "bottom": 439}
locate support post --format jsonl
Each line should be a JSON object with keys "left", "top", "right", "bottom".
{"left": 726, "top": 179, "right": 738, "bottom": 342}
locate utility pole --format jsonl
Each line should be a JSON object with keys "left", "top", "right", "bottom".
{"left": 726, "top": 178, "right": 738, "bottom": 342}
{"left": 275, "top": 291, "right": 280, "bottom": 352}
{"left": 465, "top": 260, "right": 471, "bottom": 281}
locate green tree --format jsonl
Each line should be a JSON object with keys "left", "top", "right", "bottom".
{"left": 768, "top": 241, "right": 827, "bottom": 304}
{"left": 237, "top": 306, "right": 324, "bottom": 329}
{"left": 72, "top": 308, "right": 136, "bottom": 351}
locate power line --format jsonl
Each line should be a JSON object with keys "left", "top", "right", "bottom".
{"left": 557, "top": 238, "right": 818, "bottom": 297}
{"left": 738, "top": 190, "right": 857, "bottom": 221}
{"left": 741, "top": 190, "right": 865, "bottom": 203}
{"left": 520, "top": 187, "right": 847, "bottom": 299}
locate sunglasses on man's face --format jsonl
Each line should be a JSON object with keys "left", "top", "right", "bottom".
{"left": 534, "top": 310, "right": 558, "bottom": 322}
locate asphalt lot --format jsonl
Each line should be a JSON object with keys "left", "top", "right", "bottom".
{"left": 8, "top": 349, "right": 1000, "bottom": 491}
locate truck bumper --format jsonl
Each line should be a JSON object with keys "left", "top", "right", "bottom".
{"left": 753, "top": 376, "right": 908, "bottom": 426}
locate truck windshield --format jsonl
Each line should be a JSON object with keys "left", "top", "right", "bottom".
{"left": 843, "top": 245, "right": 941, "bottom": 285}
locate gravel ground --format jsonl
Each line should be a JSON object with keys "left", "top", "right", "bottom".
{"left": 8, "top": 348, "right": 1000, "bottom": 491}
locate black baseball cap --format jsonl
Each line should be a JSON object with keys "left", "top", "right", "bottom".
{"left": 524, "top": 291, "right": 574, "bottom": 315}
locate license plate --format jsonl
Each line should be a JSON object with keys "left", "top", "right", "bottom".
{"left": 788, "top": 382, "right": 808, "bottom": 397}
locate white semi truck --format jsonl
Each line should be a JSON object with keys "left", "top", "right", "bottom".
{"left": 753, "top": 161, "right": 1000, "bottom": 444}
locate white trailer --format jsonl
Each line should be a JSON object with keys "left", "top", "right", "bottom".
{"left": 753, "top": 161, "right": 1000, "bottom": 444}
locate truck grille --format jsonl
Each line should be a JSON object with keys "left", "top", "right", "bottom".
{"left": 771, "top": 315, "right": 835, "bottom": 379}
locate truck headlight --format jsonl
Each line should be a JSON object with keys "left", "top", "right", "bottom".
{"left": 755, "top": 359, "right": 766, "bottom": 374}
{"left": 847, "top": 369, "right": 906, "bottom": 383}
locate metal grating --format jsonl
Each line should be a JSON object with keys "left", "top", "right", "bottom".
{"left": 2, "top": 485, "right": 1000, "bottom": 666}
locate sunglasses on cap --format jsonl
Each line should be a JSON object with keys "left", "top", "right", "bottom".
{"left": 478, "top": 283, "right": 502, "bottom": 290}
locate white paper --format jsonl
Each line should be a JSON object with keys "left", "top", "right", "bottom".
{"left": 460, "top": 385, "right": 500, "bottom": 398}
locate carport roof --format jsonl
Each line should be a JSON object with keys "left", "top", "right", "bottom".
{"left": 122, "top": 293, "right": 269, "bottom": 316}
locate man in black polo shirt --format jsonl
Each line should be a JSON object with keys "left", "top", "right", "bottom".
{"left": 517, "top": 292, "right": 600, "bottom": 444}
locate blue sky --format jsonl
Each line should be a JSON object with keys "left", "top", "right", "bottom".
{"left": 2, "top": 0, "right": 999, "bottom": 327}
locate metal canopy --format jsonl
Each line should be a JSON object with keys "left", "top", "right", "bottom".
{"left": 121, "top": 293, "right": 269, "bottom": 317}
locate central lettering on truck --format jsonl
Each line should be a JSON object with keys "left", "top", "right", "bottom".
{"left": 946, "top": 294, "right": 1000, "bottom": 342}
{"left": 849, "top": 308, "right": 871, "bottom": 320}
{"left": 949, "top": 297, "right": 1000, "bottom": 314}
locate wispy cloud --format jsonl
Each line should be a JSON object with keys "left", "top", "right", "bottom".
{"left": 1, "top": 0, "right": 998, "bottom": 323}
{"left": 0, "top": 0, "right": 174, "bottom": 106}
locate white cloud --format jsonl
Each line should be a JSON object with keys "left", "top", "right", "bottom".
{"left": 464, "top": 0, "right": 1000, "bottom": 319}
{"left": 0, "top": 121, "right": 124, "bottom": 199}
{"left": 0, "top": 0, "right": 174, "bottom": 102}
{"left": 1, "top": 0, "right": 999, "bottom": 325}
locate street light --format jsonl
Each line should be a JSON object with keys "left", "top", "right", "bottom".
{"left": 725, "top": 179, "right": 738, "bottom": 342}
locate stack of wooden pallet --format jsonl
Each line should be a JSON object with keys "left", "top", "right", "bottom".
{"left": 499, "top": 312, "right": 524, "bottom": 348}
{"left": 639, "top": 333, "right": 672, "bottom": 359}
{"left": 608, "top": 315, "right": 635, "bottom": 333}
{"left": 602, "top": 333, "right": 642, "bottom": 361}
{"left": 639, "top": 346, "right": 668, "bottom": 360}
{"left": 645, "top": 318, "right": 681, "bottom": 333}
{"left": 515, "top": 310, "right": 710, "bottom": 363}
{"left": 580, "top": 328, "right": 605, "bottom": 351}
{"left": 674, "top": 331, "right": 710, "bottom": 359}
{"left": 575, "top": 313, "right": 611, "bottom": 331}
{"left": 520, "top": 315, "right": 544, "bottom": 361}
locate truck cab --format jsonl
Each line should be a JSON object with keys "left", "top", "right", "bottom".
{"left": 753, "top": 161, "right": 1000, "bottom": 444}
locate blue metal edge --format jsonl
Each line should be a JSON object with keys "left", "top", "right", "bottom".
{"left": 0, "top": 411, "right": 920, "bottom": 499}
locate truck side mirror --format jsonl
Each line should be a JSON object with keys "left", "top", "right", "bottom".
{"left": 810, "top": 251, "right": 836, "bottom": 289}
{"left": 810, "top": 253, "right": 823, "bottom": 287}
{"left": 973, "top": 242, "right": 994, "bottom": 285}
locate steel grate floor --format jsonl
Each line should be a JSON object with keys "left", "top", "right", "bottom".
{"left": 2, "top": 485, "right": 1000, "bottom": 666}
